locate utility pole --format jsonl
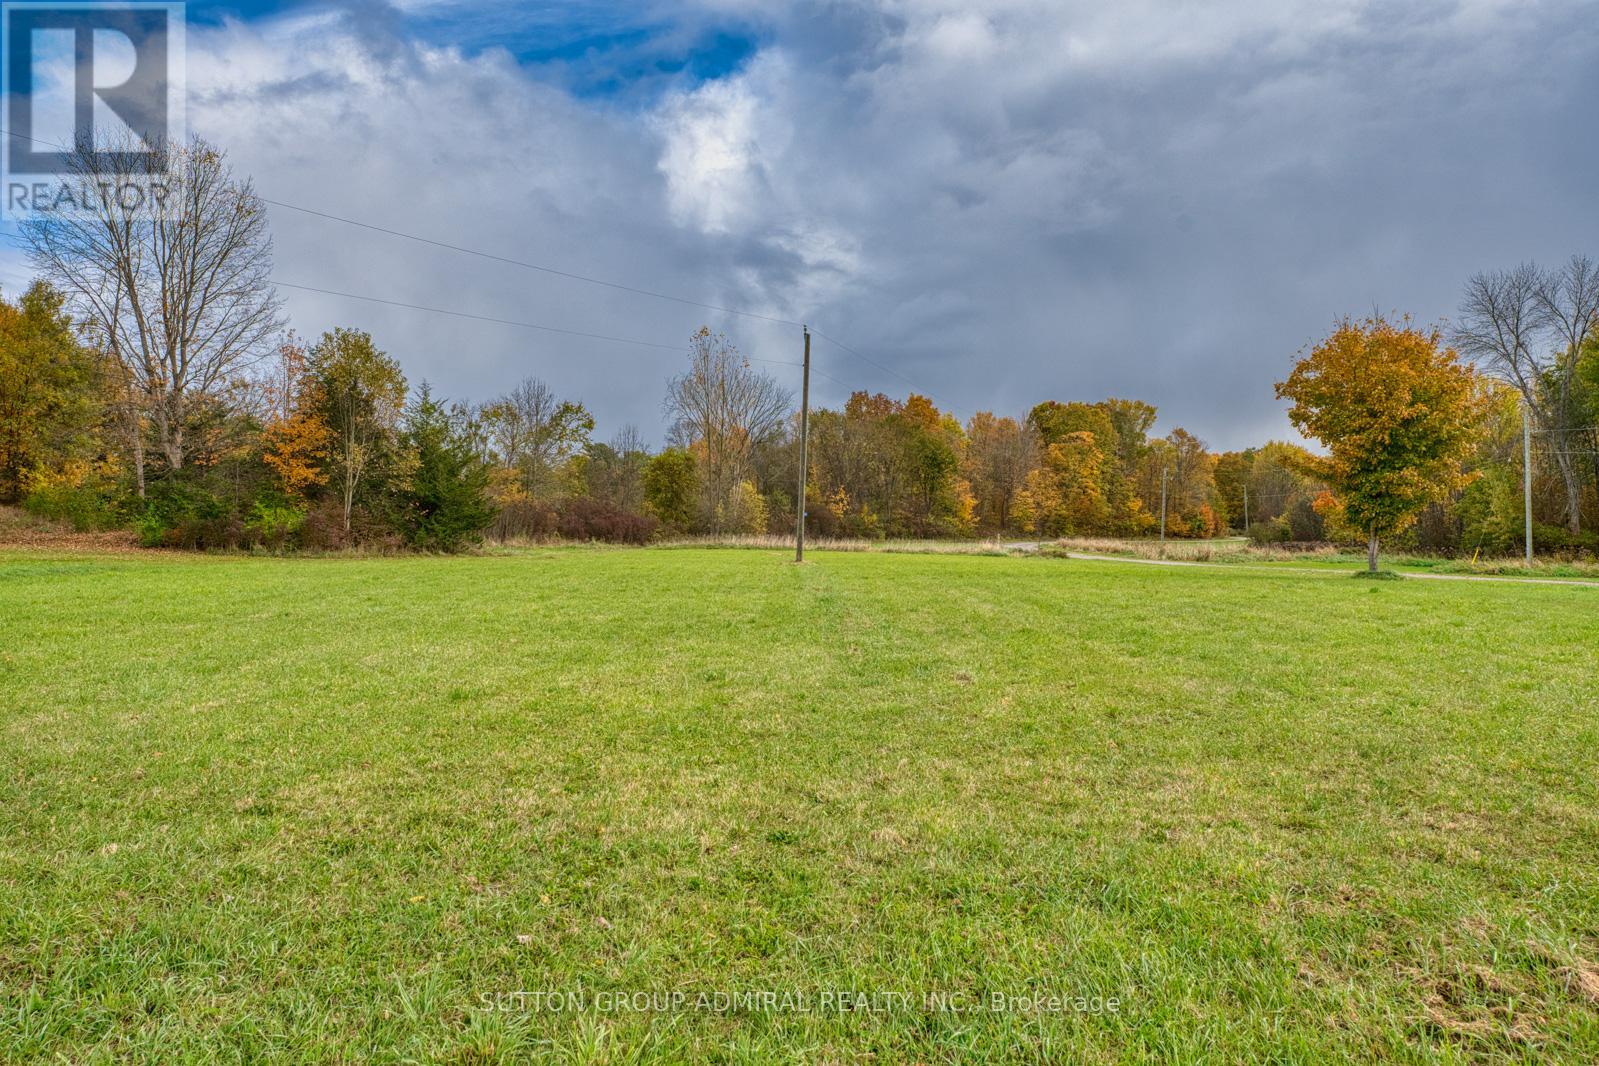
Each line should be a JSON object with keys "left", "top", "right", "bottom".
{"left": 1523, "top": 400, "right": 1533, "bottom": 566}
{"left": 1242, "top": 485, "right": 1249, "bottom": 535}
{"left": 1159, "top": 467, "right": 1169, "bottom": 544}
{"left": 795, "top": 325, "right": 811, "bottom": 564}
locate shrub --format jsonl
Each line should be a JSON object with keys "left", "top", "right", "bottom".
{"left": 298, "top": 499, "right": 403, "bottom": 552}
{"left": 1285, "top": 497, "right": 1326, "bottom": 542}
{"left": 716, "top": 480, "right": 768, "bottom": 535}
{"left": 1406, "top": 501, "right": 1460, "bottom": 554}
{"left": 1532, "top": 523, "right": 1599, "bottom": 556}
{"left": 299, "top": 499, "right": 352, "bottom": 551}
{"left": 556, "top": 497, "right": 658, "bottom": 544}
{"left": 1247, "top": 520, "right": 1289, "bottom": 545}
{"left": 132, "top": 481, "right": 234, "bottom": 548}
{"left": 246, "top": 501, "right": 306, "bottom": 551}
{"left": 22, "top": 482, "right": 119, "bottom": 531}
{"left": 170, "top": 515, "right": 246, "bottom": 551}
{"left": 1456, "top": 466, "right": 1519, "bottom": 556}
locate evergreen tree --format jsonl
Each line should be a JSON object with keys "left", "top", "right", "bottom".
{"left": 400, "top": 384, "right": 495, "bottom": 551}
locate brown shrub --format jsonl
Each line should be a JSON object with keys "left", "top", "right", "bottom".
{"left": 488, "top": 499, "right": 559, "bottom": 542}
{"left": 556, "top": 498, "right": 658, "bottom": 544}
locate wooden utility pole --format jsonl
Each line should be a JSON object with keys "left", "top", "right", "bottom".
{"left": 1242, "top": 485, "right": 1249, "bottom": 534}
{"left": 795, "top": 326, "right": 811, "bottom": 563}
{"left": 1159, "top": 467, "right": 1169, "bottom": 544}
{"left": 1523, "top": 400, "right": 1533, "bottom": 565}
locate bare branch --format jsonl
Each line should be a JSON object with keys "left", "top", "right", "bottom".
{"left": 19, "top": 133, "right": 284, "bottom": 472}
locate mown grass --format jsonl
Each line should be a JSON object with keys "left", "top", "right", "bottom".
{"left": 2, "top": 547, "right": 1597, "bottom": 1063}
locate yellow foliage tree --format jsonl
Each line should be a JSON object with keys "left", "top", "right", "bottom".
{"left": 1025, "top": 431, "right": 1111, "bottom": 536}
{"left": 716, "top": 478, "right": 769, "bottom": 535}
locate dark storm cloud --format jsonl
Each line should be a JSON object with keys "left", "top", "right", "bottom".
{"left": 87, "top": 0, "right": 1599, "bottom": 449}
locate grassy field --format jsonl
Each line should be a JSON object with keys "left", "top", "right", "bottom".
{"left": 3, "top": 547, "right": 1598, "bottom": 1062}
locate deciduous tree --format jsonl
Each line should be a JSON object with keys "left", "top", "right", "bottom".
{"left": 22, "top": 136, "right": 282, "bottom": 478}
{"left": 306, "top": 327, "right": 407, "bottom": 532}
{"left": 964, "top": 411, "right": 1036, "bottom": 533}
{"left": 1455, "top": 257, "right": 1599, "bottom": 533}
{"left": 643, "top": 448, "right": 698, "bottom": 531}
{"left": 1022, "top": 431, "right": 1110, "bottom": 536}
{"left": 664, "top": 328, "right": 790, "bottom": 530}
{"left": 582, "top": 426, "right": 650, "bottom": 514}
{"left": 483, "top": 377, "right": 593, "bottom": 499}
{"left": 1277, "top": 316, "right": 1481, "bottom": 571}
{"left": 0, "top": 281, "right": 106, "bottom": 502}
{"left": 258, "top": 341, "right": 331, "bottom": 501}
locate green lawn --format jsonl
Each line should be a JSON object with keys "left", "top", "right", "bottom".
{"left": 2, "top": 548, "right": 1597, "bottom": 1063}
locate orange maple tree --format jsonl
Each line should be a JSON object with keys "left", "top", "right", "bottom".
{"left": 1276, "top": 316, "right": 1481, "bottom": 571}
{"left": 259, "top": 342, "right": 333, "bottom": 501}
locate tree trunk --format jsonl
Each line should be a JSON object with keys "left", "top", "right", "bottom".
{"left": 1367, "top": 528, "right": 1379, "bottom": 572}
{"left": 155, "top": 394, "right": 184, "bottom": 471}
{"left": 1551, "top": 446, "right": 1583, "bottom": 534}
{"left": 343, "top": 469, "right": 355, "bottom": 533}
{"left": 122, "top": 398, "right": 146, "bottom": 499}
{"left": 132, "top": 426, "right": 145, "bottom": 499}
{"left": 341, "top": 428, "right": 357, "bottom": 533}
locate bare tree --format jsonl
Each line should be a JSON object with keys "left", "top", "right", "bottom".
{"left": 21, "top": 135, "right": 282, "bottom": 482}
{"left": 664, "top": 327, "right": 792, "bottom": 529}
{"left": 1456, "top": 257, "right": 1598, "bottom": 532}
{"left": 611, "top": 424, "right": 648, "bottom": 457}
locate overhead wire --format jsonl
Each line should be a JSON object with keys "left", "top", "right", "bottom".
{"left": 4, "top": 126, "right": 916, "bottom": 399}
{"left": 257, "top": 193, "right": 923, "bottom": 396}
{"left": 262, "top": 198, "right": 805, "bottom": 329}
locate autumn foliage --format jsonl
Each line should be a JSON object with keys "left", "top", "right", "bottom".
{"left": 1276, "top": 317, "right": 1481, "bottom": 568}
{"left": 260, "top": 345, "right": 333, "bottom": 500}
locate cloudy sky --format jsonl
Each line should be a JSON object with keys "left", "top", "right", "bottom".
{"left": 4, "top": 0, "right": 1596, "bottom": 449}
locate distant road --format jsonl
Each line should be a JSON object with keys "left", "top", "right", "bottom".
{"left": 1012, "top": 544, "right": 1599, "bottom": 588}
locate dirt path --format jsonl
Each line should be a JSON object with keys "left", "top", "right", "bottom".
{"left": 1048, "top": 549, "right": 1599, "bottom": 588}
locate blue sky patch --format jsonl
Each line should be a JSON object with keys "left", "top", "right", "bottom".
{"left": 187, "top": 0, "right": 760, "bottom": 99}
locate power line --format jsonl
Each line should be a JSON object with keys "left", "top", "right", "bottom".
{"left": 275, "top": 281, "right": 687, "bottom": 352}
{"left": 4, "top": 126, "right": 894, "bottom": 397}
{"left": 272, "top": 279, "right": 869, "bottom": 393}
{"left": 275, "top": 280, "right": 809, "bottom": 374}
{"left": 262, "top": 197, "right": 806, "bottom": 330}
{"left": 1234, "top": 489, "right": 1305, "bottom": 502}
{"left": 808, "top": 327, "right": 919, "bottom": 391}
{"left": 7, "top": 219, "right": 844, "bottom": 382}
{"left": 265, "top": 198, "right": 921, "bottom": 393}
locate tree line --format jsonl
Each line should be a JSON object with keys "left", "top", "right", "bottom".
{"left": 1, "top": 138, "right": 1595, "bottom": 555}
